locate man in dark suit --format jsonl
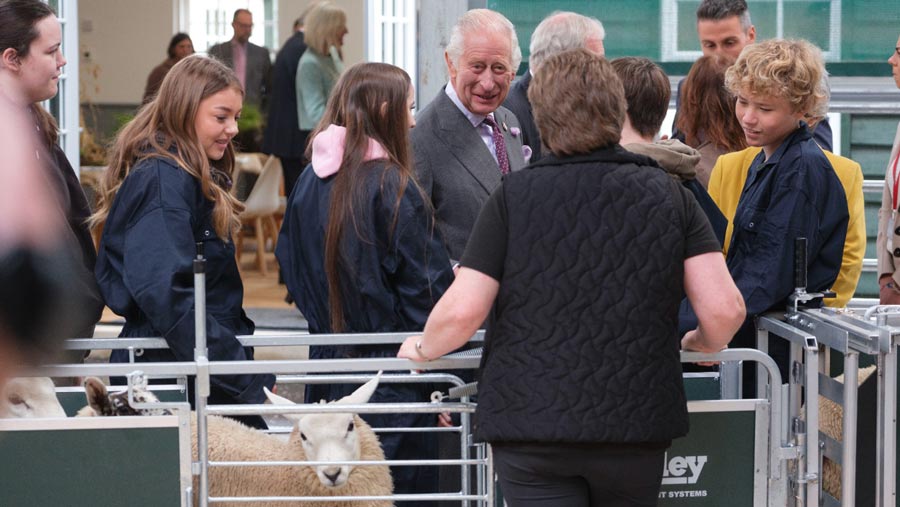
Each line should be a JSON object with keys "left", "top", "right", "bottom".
{"left": 208, "top": 9, "right": 272, "bottom": 111}
{"left": 502, "top": 11, "right": 605, "bottom": 164}
{"left": 262, "top": 7, "right": 315, "bottom": 195}
{"left": 411, "top": 9, "right": 527, "bottom": 261}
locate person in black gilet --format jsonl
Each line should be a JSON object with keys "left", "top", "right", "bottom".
{"left": 399, "top": 49, "right": 746, "bottom": 507}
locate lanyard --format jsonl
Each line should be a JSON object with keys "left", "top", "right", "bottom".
{"left": 893, "top": 152, "right": 900, "bottom": 210}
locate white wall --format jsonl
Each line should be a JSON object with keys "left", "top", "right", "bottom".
{"left": 79, "top": 0, "right": 172, "bottom": 104}
{"left": 79, "top": 0, "right": 366, "bottom": 105}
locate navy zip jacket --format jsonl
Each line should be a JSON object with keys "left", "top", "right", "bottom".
{"left": 276, "top": 159, "right": 453, "bottom": 501}
{"left": 96, "top": 156, "right": 274, "bottom": 404}
{"left": 680, "top": 125, "right": 848, "bottom": 349}
{"left": 277, "top": 160, "right": 453, "bottom": 346}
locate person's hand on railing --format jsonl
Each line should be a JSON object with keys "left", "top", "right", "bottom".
{"left": 681, "top": 329, "right": 727, "bottom": 366}
{"left": 437, "top": 412, "right": 452, "bottom": 427}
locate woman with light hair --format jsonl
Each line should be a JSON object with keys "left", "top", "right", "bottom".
{"left": 399, "top": 48, "right": 744, "bottom": 506}
{"left": 295, "top": 2, "right": 346, "bottom": 138}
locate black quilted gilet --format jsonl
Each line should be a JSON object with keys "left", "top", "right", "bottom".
{"left": 473, "top": 146, "right": 691, "bottom": 444}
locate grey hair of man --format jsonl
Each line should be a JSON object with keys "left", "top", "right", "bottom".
{"left": 445, "top": 9, "right": 522, "bottom": 73}
{"left": 529, "top": 11, "right": 605, "bottom": 71}
{"left": 696, "top": 0, "right": 752, "bottom": 32}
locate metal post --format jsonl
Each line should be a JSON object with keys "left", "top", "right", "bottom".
{"left": 719, "top": 361, "right": 742, "bottom": 399}
{"left": 804, "top": 343, "right": 820, "bottom": 507}
{"left": 879, "top": 340, "right": 898, "bottom": 506}
{"left": 757, "top": 326, "right": 770, "bottom": 400}
{"left": 461, "top": 409, "right": 471, "bottom": 507}
{"left": 486, "top": 444, "right": 494, "bottom": 507}
{"left": 841, "top": 352, "right": 858, "bottom": 507}
{"left": 193, "top": 243, "right": 210, "bottom": 507}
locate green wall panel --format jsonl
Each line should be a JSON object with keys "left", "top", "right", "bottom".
{"left": 488, "top": 0, "right": 900, "bottom": 76}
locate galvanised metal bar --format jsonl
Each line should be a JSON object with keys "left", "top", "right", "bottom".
{"left": 204, "top": 402, "right": 476, "bottom": 417}
{"left": 62, "top": 331, "right": 486, "bottom": 350}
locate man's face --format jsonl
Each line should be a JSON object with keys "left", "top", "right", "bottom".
{"left": 697, "top": 15, "right": 755, "bottom": 60}
{"left": 888, "top": 33, "right": 900, "bottom": 90}
{"left": 445, "top": 30, "right": 515, "bottom": 116}
{"left": 232, "top": 12, "right": 253, "bottom": 44}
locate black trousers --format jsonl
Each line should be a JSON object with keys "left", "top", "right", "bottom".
{"left": 492, "top": 442, "right": 666, "bottom": 507}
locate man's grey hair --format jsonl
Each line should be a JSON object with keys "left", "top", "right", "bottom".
{"left": 445, "top": 9, "right": 522, "bottom": 74}
{"left": 696, "top": 0, "right": 753, "bottom": 32}
{"left": 529, "top": 11, "right": 605, "bottom": 71}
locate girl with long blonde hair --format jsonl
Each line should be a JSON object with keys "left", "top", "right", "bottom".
{"left": 93, "top": 55, "right": 274, "bottom": 428}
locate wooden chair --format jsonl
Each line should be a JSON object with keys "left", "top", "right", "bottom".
{"left": 235, "top": 155, "right": 283, "bottom": 275}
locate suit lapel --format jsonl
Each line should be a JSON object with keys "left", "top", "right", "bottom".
{"left": 434, "top": 92, "right": 502, "bottom": 193}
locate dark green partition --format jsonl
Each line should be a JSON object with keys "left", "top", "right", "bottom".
{"left": 682, "top": 373, "right": 720, "bottom": 401}
{"left": 0, "top": 421, "right": 182, "bottom": 506}
{"left": 658, "top": 403, "right": 761, "bottom": 506}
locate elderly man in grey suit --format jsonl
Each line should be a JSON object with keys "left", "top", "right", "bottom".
{"left": 411, "top": 9, "right": 527, "bottom": 261}
{"left": 209, "top": 9, "right": 272, "bottom": 110}
{"left": 502, "top": 11, "right": 605, "bottom": 164}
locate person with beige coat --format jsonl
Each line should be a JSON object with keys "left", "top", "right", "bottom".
{"left": 876, "top": 32, "right": 900, "bottom": 303}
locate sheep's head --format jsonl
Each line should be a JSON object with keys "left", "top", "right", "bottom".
{"left": 77, "top": 377, "right": 172, "bottom": 416}
{"left": 0, "top": 377, "right": 66, "bottom": 418}
{"left": 264, "top": 373, "right": 381, "bottom": 488}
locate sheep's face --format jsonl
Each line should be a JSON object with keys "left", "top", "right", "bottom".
{"left": 298, "top": 412, "right": 361, "bottom": 487}
{"left": 0, "top": 377, "right": 66, "bottom": 418}
{"left": 264, "top": 373, "right": 382, "bottom": 489}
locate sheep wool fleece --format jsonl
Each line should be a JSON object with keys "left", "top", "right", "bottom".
{"left": 472, "top": 147, "right": 694, "bottom": 445}
{"left": 191, "top": 414, "right": 392, "bottom": 506}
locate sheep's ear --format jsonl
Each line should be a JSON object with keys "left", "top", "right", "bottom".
{"left": 264, "top": 387, "right": 302, "bottom": 422}
{"left": 83, "top": 377, "right": 112, "bottom": 415}
{"left": 335, "top": 371, "right": 381, "bottom": 405}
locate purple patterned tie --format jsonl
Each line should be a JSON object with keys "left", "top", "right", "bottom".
{"left": 482, "top": 115, "right": 510, "bottom": 175}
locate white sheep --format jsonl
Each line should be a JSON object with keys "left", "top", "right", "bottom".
{"left": 192, "top": 374, "right": 393, "bottom": 507}
{"left": 0, "top": 377, "right": 66, "bottom": 418}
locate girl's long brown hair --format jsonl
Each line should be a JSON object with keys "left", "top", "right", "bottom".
{"left": 91, "top": 56, "right": 244, "bottom": 240}
{"left": 676, "top": 55, "right": 747, "bottom": 153}
{"left": 310, "top": 62, "right": 420, "bottom": 332}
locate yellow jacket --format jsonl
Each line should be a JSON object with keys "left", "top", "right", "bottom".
{"left": 707, "top": 147, "right": 865, "bottom": 307}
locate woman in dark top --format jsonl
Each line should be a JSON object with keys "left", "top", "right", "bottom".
{"left": 92, "top": 56, "right": 274, "bottom": 429}
{"left": 142, "top": 32, "right": 194, "bottom": 104}
{"left": 277, "top": 62, "right": 453, "bottom": 504}
{"left": 398, "top": 49, "right": 745, "bottom": 507}
{"left": 0, "top": 0, "right": 103, "bottom": 348}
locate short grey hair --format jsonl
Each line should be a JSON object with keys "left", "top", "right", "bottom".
{"left": 529, "top": 11, "right": 605, "bottom": 71}
{"left": 445, "top": 9, "right": 522, "bottom": 74}
{"left": 696, "top": 0, "right": 753, "bottom": 32}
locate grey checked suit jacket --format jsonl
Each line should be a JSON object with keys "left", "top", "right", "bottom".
{"left": 411, "top": 88, "right": 526, "bottom": 260}
{"left": 208, "top": 41, "right": 272, "bottom": 110}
